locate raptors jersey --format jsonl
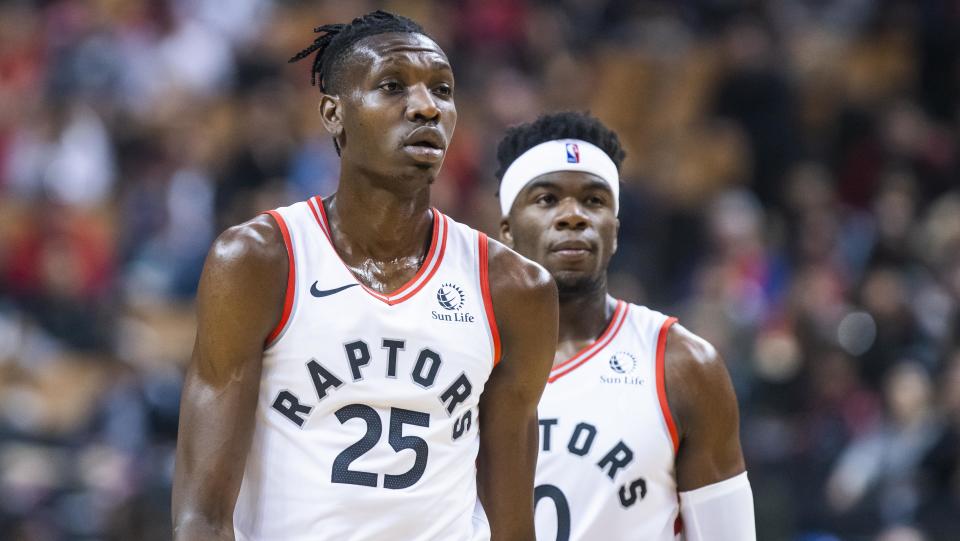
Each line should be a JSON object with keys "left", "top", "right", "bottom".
{"left": 234, "top": 197, "right": 499, "bottom": 541}
{"left": 534, "top": 300, "right": 681, "bottom": 541}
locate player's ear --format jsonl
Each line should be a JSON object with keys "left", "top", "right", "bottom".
{"left": 319, "top": 93, "right": 343, "bottom": 139}
{"left": 499, "top": 218, "right": 514, "bottom": 248}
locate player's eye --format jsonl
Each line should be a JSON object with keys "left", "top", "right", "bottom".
{"left": 535, "top": 193, "right": 557, "bottom": 205}
{"left": 379, "top": 81, "right": 402, "bottom": 93}
{"left": 433, "top": 84, "right": 453, "bottom": 97}
{"left": 586, "top": 195, "right": 607, "bottom": 206}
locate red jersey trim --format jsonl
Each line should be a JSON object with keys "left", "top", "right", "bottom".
{"left": 307, "top": 196, "right": 328, "bottom": 237}
{"left": 263, "top": 210, "right": 296, "bottom": 346}
{"left": 478, "top": 233, "right": 501, "bottom": 367}
{"left": 656, "top": 316, "right": 680, "bottom": 453}
{"left": 306, "top": 196, "right": 448, "bottom": 306}
{"left": 548, "top": 300, "right": 628, "bottom": 383}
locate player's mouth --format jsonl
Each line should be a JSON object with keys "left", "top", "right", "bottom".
{"left": 549, "top": 239, "right": 595, "bottom": 261}
{"left": 402, "top": 127, "right": 446, "bottom": 163}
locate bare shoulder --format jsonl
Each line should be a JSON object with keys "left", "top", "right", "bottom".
{"left": 205, "top": 214, "right": 287, "bottom": 278}
{"left": 663, "top": 323, "right": 739, "bottom": 438}
{"left": 195, "top": 213, "right": 289, "bottom": 360}
{"left": 483, "top": 237, "right": 557, "bottom": 381}
{"left": 485, "top": 236, "right": 555, "bottom": 301}
{"left": 664, "top": 323, "right": 725, "bottom": 384}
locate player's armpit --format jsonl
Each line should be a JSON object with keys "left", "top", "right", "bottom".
{"left": 172, "top": 215, "right": 288, "bottom": 541}
{"left": 478, "top": 238, "right": 558, "bottom": 541}
{"left": 664, "top": 323, "right": 747, "bottom": 492}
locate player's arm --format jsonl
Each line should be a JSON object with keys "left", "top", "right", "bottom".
{"left": 479, "top": 239, "right": 558, "bottom": 541}
{"left": 666, "top": 323, "right": 756, "bottom": 540}
{"left": 172, "top": 215, "right": 288, "bottom": 541}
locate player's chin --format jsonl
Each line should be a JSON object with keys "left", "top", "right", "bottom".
{"left": 393, "top": 160, "right": 442, "bottom": 185}
{"left": 402, "top": 156, "right": 444, "bottom": 177}
{"left": 552, "top": 271, "right": 602, "bottom": 296}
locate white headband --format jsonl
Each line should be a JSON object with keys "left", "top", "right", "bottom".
{"left": 499, "top": 138, "right": 620, "bottom": 216}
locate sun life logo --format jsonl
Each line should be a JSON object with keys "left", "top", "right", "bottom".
{"left": 436, "top": 283, "right": 465, "bottom": 311}
{"left": 609, "top": 351, "right": 637, "bottom": 374}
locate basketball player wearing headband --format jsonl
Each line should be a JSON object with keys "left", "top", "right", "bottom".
{"left": 495, "top": 112, "right": 755, "bottom": 541}
{"left": 172, "top": 11, "right": 558, "bottom": 541}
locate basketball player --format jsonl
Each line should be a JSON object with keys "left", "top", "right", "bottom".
{"left": 172, "top": 12, "right": 558, "bottom": 541}
{"left": 495, "top": 112, "right": 755, "bottom": 540}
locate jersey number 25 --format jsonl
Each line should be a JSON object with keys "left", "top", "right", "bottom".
{"left": 331, "top": 404, "right": 430, "bottom": 489}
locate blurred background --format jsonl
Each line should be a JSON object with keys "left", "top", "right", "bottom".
{"left": 0, "top": 0, "right": 957, "bottom": 539}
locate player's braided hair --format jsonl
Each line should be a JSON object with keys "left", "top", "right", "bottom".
{"left": 494, "top": 111, "right": 627, "bottom": 190}
{"left": 289, "top": 10, "right": 427, "bottom": 93}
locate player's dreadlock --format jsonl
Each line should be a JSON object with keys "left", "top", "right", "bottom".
{"left": 289, "top": 10, "right": 427, "bottom": 93}
{"left": 495, "top": 112, "right": 627, "bottom": 190}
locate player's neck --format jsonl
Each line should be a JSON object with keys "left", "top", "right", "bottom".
{"left": 557, "top": 291, "right": 617, "bottom": 347}
{"left": 325, "top": 179, "right": 433, "bottom": 262}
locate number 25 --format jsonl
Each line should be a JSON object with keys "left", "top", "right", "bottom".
{"left": 332, "top": 404, "right": 430, "bottom": 490}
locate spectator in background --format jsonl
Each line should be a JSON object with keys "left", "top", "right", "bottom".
{"left": 826, "top": 363, "right": 942, "bottom": 533}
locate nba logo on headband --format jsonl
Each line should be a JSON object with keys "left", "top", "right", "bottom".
{"left": 499, "top": 138, "right": 619, "bottom": 216}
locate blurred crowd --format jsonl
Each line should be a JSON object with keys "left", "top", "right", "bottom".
{"left": 0, "top": 0, "right": 957, "bottom": 539}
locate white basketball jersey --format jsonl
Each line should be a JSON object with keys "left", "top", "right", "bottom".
{"left": 534, "top": 300, "right": 681, "bottom": 541}
{"left": 234, "top": 196, "right": 499, "bottom": 541}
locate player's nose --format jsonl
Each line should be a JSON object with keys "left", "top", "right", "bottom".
{"left": 553, "top": 197, "right": 589, "bottom": 231}
{"left": 405, "top": 83, "right": 440, "bottom": 124}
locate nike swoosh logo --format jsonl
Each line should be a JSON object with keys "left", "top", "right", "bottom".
{"left": 310, "top": 282, "right": 359, "bottom": 298}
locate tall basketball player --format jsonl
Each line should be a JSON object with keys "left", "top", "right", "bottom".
{"left": 172, "top": 12, "right": 558, "bottom": 541}
{"left": 495, "top": 112, "right": 755, "bottom": 541}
